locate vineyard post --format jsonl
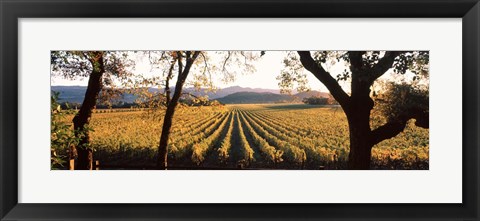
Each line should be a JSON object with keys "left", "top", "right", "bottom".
{"left": 69, "top": 159, "right": 74, "bottom": 170}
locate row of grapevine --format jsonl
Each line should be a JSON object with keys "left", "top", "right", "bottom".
{"left": 191, "top": 112, "right": 233, "bottom": 164}
{"left": 235, "top": 111, "right": 255, "bottom": 163}
{"left": 254, "top": 109, "right": 348, "bottom": 147}
{"left": 254, "top": 111, "right": 313, "bottom": 137}
{"left": 171, "top": 112, "right": 223, "bottom": 138}
{"left": 238, "top": 110, "right": 283, "bottom": 164}
{"left": 171, "top": 112, "right": 230, "bottom": 159}
{"left": 217, "top": 111, "right": 236, "bottom": 162}
{"left": 239, "top": 110, "right": 306, "bottom": 165}
{"left": 246, "top": 110, "right": 337, "bottom": 165}
{"left": 77, "top": 103, "right": 428, "bottom": 170}
{"left": 258, "top": 108, "right": 349, "bottom": 139}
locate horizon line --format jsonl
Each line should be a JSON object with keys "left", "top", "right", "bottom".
{"left": 50, "top": 85, "right": 296, "bottom": 91}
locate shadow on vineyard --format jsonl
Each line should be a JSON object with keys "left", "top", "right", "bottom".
{"left": 53, "top": 104, "right": 428, "bottom": 170}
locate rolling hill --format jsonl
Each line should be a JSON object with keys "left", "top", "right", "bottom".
{"left": 295, "top": 90, "right": 330, "bottom": 100}
{"left": 51, "top": 85, "right": 332, "bottom": 105}
{"left": 216, "top": 92, "right": 296, "bottom": 104}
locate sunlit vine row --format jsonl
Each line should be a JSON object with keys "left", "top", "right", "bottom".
{"left": 217, "top": 111, "right": 235, "bottom": 162}
{"left": 191, "top": 112, "right": 232, "bottom": 164}
{"left": 239, "top": 110, "right": 306, "bottom": 165}
{"left": 169, "top": 112, "right": 228, "bottom": 156}
{"left": 238, "top": 110, "right": 283, "bottom": 164}
{"left": 236, "top": 111, "right": 255, "bottom": 163}
{"left": 245, "top": 110, "right": 333, "bottom": 165}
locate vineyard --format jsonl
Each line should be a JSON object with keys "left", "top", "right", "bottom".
{"left": 60, "top": 104, "right": 429, "bottom": 169}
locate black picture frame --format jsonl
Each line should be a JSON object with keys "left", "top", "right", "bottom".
{"left": 1, "top": 0, "right": 479, "bottom": 220}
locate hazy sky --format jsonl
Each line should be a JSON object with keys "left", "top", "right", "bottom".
{"left": 51, "top": 51, "right": 409, "bottom": 93}
{"left": 51, "top": 51, "right": 332, "bottom": 91}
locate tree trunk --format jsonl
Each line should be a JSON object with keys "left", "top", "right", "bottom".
{"left": 72, "top": 52, "right": 105, "bottom": 170}
{"left": 164, "top": 58, "right": 176, "bottom": 106}
{"left": 347, "top": 120, "right": 374, "bottom": 170}
{"left": 157, "top": 58, "right": 185, "bottom": 169}
{"left": 157, "top": 100, "right": 180, "bottom": 169}
{"left": 346, "top": 93, "right": 374, "bottom": 170}
{"left": 296, "top": 51, "right": 417, "bottom": 170}
{"left": 157, "top": 51, "right": 199, "bottom": 169}
{"left": 157, "top": 76, "right": 187, "bottom": 169}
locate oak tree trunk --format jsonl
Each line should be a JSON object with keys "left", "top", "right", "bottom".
{"left": 346, "top": 82, "right": 375, "bottom": 170}
{"left": 72, "top": 52, "right": 105, "bottom": 170}
{"left": 347, "top": 119, "right": 374, "bottom": 170}
{"left": 157, "top": 98, "right": 181, "bottom": 169}
{"left": 157, "top": 58, "right": 184, "bottom": 170}
{"left": 297, "top": 51, "right": 424, "bottom": 170}
{"left": 157, "top": 52, "right": 199, "bottom": 169}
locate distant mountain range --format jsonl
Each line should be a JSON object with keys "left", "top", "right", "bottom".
{"left": 216, "top": 90, "right": 330, "bottom": 104}
{"left": 51, "top": 86, "right": 330, "bottom": 104}
{"left": 216, "top": 92, "right": 296, "bottom": 104}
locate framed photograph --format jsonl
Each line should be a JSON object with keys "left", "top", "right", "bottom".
{"left": 1, "top": 0, "right": 478, "bottom": 220}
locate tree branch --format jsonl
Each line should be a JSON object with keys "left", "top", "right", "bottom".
{"left": 368, "top": 51, "right": 403, "bottom": 82}
{"left": 411, "top": 108, "right": 429, "bottom": 129}
{"left": 177, "top": 51, "right": 200, "bottom": 85}
{"left": 176, "top": 51, "right": 184, "bottom": 79}
{"left": 348, "top": 51, "right": 369, "bottom": 88}
{"left": 297, "top": 51, "right": 350, "bottom": 107}
{"left": 348, "top": 51, "right": 365, "bottom": 71}
{"left": 189, "top": 51, "right": 201, "bottom": 65}
{"left": 370, "top": 120, "right": 408, "bottom": 146}
{"left": 370, "top": 109, "right": 428, "bottom": 146}
{"left": 164, "top": 57, "right": 177, "bottom": 106}
{"left": 169, "top": 51, "right": 201, "bottom": 108}
{"left": 199, "top": 52, "right": 210, "bottom": 76}
{"left": 222, "top": 51, "right": 232, "bottom": 73}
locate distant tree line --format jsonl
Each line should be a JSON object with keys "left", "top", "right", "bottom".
{"left": 302, "top": 96, "right": 338, "bottom": 105}
{"left": 58, "top": 101, "right": 138, "bottom": 110}
{"left": 57, "top": 95, "right": 224, "bottom": 111}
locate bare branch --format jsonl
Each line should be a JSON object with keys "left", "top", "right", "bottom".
{"left": 240, "top": 51, "right": 249, "bottom": 66}
{"left": 222, "top": 51, "right": 232, "bottom": 73}
{"left": 169, "top": 51, "right": 201, "bottom": 105}
{"left": 190, "top": 51, "right": 201, "bottom": 63}
{"left": 164, "top": 57, "right": 177, "bottom": 106}
{"left": 175, "top": 51, "right": 200, "bottom": 87}
{"left": 199, "top": 52, "right": 210, "bottom": 76}
{"left": 176, "top": 51, "right": 184, "bottom": 78}
{"left": 297, "top": 51, "right": 350, "bottom": 107}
